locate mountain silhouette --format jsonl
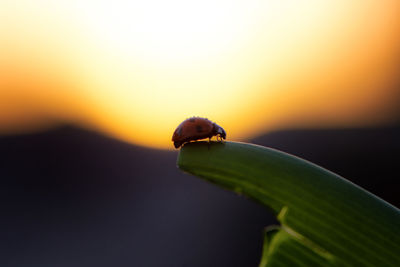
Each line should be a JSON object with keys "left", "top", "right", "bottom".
{"left": 0, "top": 124, "right": 398, "bottom": 266}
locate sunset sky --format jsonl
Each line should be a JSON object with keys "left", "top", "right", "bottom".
{"left": 1, "top": 0, "right": 400, "bottom": 149}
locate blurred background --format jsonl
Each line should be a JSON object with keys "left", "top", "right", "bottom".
{"left": 1, "top": 1, "right": 400, "bottom": 266}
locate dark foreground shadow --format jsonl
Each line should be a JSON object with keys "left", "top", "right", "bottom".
{"left": 0, "top": 124, "right": 398, "bottom": 267}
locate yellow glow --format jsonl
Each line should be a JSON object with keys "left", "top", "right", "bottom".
{"left": 1, "top": 0, "right": 400, "bottom": 149}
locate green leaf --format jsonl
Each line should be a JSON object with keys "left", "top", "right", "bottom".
{"left": 177, "top": 141, "right": 400, "bottom": 266}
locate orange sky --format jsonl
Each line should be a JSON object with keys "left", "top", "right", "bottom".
{"left": 1, "top": 0, "right": 400, "bottom": 149}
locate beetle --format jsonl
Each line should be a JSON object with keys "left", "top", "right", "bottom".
{"left": 172, "top": 117, "right": 226, "bottom": 148}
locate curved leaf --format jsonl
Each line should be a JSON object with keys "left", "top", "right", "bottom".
{"left": 177, "top": 141, "right": 400, "bottom": 266}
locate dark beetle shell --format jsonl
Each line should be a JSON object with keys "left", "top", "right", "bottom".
{"left": 172, "top": 117, "right": 226, "bottom": 148}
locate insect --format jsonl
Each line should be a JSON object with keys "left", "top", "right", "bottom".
{"left": 172, "top": 117, "right": 226, "bottom": 148}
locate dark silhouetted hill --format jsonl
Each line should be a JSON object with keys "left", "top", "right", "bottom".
{"left": 0, "top": 126, "right": 274, "bottom": 267}
{"left": 1, "top": 124, "right": 398, "bottom": 266}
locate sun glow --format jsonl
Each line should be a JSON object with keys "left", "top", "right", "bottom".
{"left": 1, "top": 0, "right": 400, "bottom": 149}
